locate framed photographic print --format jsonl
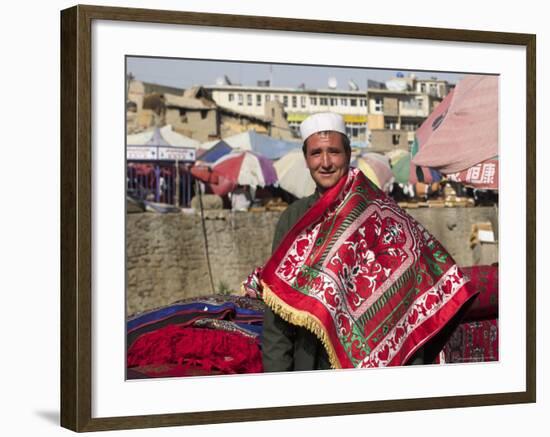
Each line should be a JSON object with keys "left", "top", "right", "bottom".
{"left": 60, "top": 4, "right": 536, "bottom": 432}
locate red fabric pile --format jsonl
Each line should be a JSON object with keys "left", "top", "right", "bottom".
{"left": 127, "top": 324, "right": 263, "bottom": 377}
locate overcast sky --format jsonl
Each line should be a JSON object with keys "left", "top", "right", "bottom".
{"left": 126, "top": 56, "right": 466, "bottom": 91}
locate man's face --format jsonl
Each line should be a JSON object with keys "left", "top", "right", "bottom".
{"left": 304, "top": 131, "right": 350, "bottom": 193}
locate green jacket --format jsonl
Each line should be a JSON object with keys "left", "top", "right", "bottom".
{"left": 262, "top": 192, "right": 331, "bottom": 372}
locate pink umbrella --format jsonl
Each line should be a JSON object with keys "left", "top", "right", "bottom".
{"left": 412, "top": 75, "right": 498, "bottom": 174}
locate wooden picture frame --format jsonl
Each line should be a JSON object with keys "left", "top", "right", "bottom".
{"left": 60, "top": 4, "right": 536, "bottom": 432}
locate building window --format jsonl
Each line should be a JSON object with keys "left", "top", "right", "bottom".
{"left": 256, "top": 94, "right": 262, "bottom": 106}
{"left": 283, "top": 96, "right": 289, "bottom": 107}
{"left": 289, "top": 123, "right": 300, "bottom": 136}
{"left": 274, "top": 95, "right": 279, "bottom": 102}
{"left": 301, "top": 96, "right": 306, "bottom": 108}
{"left": 200, "top": 110, "right": 208, "bottom": 120}
{"left": 360, "top": 98, "right": 367, "bottom": 107}
{"left": 292, "top": 96, "right": 297, "bottom": 108}
{"left": 265, "top": 94, "right": 271, "bottom": 102}
{"left": 374, "top": 97, "right": 383, "bottom": 112}
{"left": 238, "top": 94, "right": 243, "bottom": 106}
{"left": 392, "top": 134, "right": 400, "bottom": 145}
{"left": 247, "top": 94, "right": 253, "bottom": 106}
{"left": 228, "top": 93, "right": 234, "bottom": 102}
{"left": 345, "top": 124, "right": 362, "bottom": 138}
{"left": 330, "top": 97, "right": 337, "bottom": 106}
{"left": 310, "top": 96, "right": 317, "bottom": 105}
{"left": 350, "top": 98, "right": 357, "bottom": 107}
{"left": 340, "top": 98, "right": 348, "bottom": 106}
{"left": 320, "top": 97, "right": 328, "bottom": 105}
{"left": 420, "top": 83, "right": 426, "bottom": 93}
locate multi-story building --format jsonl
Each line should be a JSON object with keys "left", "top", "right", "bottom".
{"left": 366, "top": 88, "right": 445, "bottom": 152}
{"left": 205, "top": 83, "right": 369, "bottom": 142}
{"left": 365, "top": 73, "right": 451, "bottom": 152}
{"left": 129, "top": 74, "right": 452, "bottom": 151}
{"left": 205, "top": 74, "right": 451, "bottom": 150}
{"left": 414, "top": 78, "right": 450, "bottom": 98}
{"left": 126, "top": 81, "right": 293, "bottom": 141}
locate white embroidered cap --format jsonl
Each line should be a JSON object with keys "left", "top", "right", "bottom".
{"left": 299, "top": 112, "right": 347, "bottom": 141}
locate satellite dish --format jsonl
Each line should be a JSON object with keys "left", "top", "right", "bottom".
{"left": 216, "top": 75, "right": 232, "bottom": 85}
{"left": 328, "top": 77, "right": 338, "bottom": 89}
{"left": 348, "top": 79, "right": 359, "bottom": 90}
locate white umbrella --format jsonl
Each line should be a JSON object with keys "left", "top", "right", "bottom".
{"left": 127, "top": 125, "right": 200, "bottom": 149}
{"left": 274, "top": 149, "right": 316, "bottom": 198}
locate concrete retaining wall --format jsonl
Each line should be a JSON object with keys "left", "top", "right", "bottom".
{"left": 126, "top": 206, "right": 498, "bottom": 315}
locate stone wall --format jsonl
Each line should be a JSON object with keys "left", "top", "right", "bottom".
{"left": 408, "top": 206, "right": 498, "bottom": 266}
{"left": 127, "top": 210, "right": 278, "bottom": 315}
{"left": 126, "top": 206, "right": 498, "bottom": 315}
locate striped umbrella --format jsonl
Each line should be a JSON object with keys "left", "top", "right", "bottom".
{"left": 212, "top": 151, "right": 278, "bottom": 188}
{"left": 274, "top": 149, "right": 316, "bottom": 198}
{"left": 351, "top": 153, "right": 394, "bottom": 192}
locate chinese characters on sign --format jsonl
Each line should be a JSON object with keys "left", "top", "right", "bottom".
{"left": 447, "top": 159, "right": 498, "bottom": 190}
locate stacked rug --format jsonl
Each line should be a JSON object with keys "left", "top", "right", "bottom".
{"left": 127, "top": 295, "right": 265, "bottom": 378}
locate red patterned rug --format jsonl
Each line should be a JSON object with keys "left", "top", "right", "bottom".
{"left": 244, "top": 168, "right": 478, "bottom": 368}
{"left": 443, "top": 319, "right": 498, "bottom": 363}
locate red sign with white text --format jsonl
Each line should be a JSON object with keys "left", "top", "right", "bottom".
{"left": 447, "top": 159, "right": 498, "bottom": 190}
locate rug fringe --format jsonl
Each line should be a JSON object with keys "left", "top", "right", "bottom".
{"left": 262, "top": 281, "right": 341, "bottom": 369}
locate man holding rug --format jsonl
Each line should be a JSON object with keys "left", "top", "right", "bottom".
{"left": 243, "top": 112, "right": 478, "bottom": 372}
